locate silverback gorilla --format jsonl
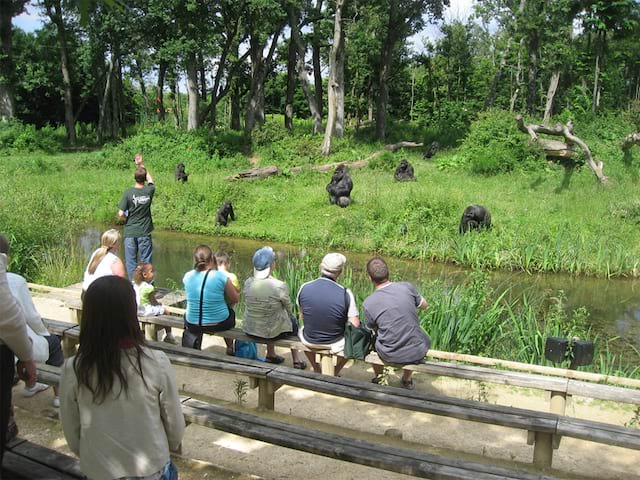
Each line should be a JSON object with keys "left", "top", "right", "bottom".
{"left": 394, "top": 159, "right": 415, "bottom": 182}
{"left": 175, "top": 163, "right": 188, "bottom": 182}
{"left": 459, "top": 205, "right": 491, "bottom": 233}
{"left": 216, "top": 201, "right": 235, "bottom": 226}
{"left": 423, "top": 141, "right": 440, "bottom": 159}
{"left": 326, "top": 164, "right": 353, "bottom": 208}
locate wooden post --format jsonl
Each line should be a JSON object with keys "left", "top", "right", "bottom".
{"left": 257, "top": 379, "right": 276, "bottom": 411}
{"left": 550, "top": 391, "right": 568, "bottom": 449}
{"left": 144, "top": 323, "right": 159, "bottom": 341}
{"left": 320, "top": 354, "right": 335, "bottom": 376}
{"left": 61, "top": 337, "right": 77, "bottom": 357}
{"left": 532, "top": 432, "right": 553, "bottom": 469}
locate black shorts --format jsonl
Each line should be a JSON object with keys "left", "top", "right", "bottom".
{"left": 45, "top": 335, "right": 64, "bottom": 367}
{"left": 185, "top": 308, "right": 236, "bottom": 335}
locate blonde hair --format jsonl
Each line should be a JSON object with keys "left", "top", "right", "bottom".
{"left": 133, "top": 262, "right": 152, "bottom": 285}
{"left": 88, "top": 229, "right": 120, "bottom": 274}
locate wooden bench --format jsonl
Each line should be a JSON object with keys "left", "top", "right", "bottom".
{"left": 2, "top": 438, "right": 82, "bottom": 479}
{"left": 33, "top": 365, "right": 558, "bottom": 479}
{"left": 41, "top": 319, "right": 640, "bottom": 470}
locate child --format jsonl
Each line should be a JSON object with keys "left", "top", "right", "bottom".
{"left": 215, "top": 251, "right": 240, "bottom": 356}
{"left": 132, "top": 262, "right": 177, "bottom": 345}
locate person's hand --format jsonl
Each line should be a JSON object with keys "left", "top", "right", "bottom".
{"left": 134, "top": 153, "right": 144, "bottom": 166}
{"left": 16, "top": 359, "right": 37, "bottom": 385}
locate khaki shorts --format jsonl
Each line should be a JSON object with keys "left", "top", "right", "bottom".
{"left": 298, "top": 327, "right": 345, "bottom": 354}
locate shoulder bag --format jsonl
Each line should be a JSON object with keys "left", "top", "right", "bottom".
{"left": 181, "top": 269, "right": 211, "bottom": 350}
{"left": 343, "top": 287, "right": 376, "bottom": 360}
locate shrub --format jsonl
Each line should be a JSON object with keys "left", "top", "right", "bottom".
{"left": 421, "top": 100, "right": 478, "bottom": 148}
{"left": 457, "top": 110, "right": 545, "bottom": 175}
{"left": 0, "top": 120, "right": 63, "bottom": 153}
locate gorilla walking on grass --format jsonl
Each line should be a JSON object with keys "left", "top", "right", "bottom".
{"left": 423, "top": 141, "right": 440, "bottom": 159}
{"left": 394, "top": 159, "right": 415, "bottom": 182}
{"left": 459, "top": 205, "right": 491, "bottom": 233}
{"left": 326, "top": 164, "right": 353, "bottom": 208}
{"left": 175, "top": 163, "right": 188, "bottom": 182}
{"left": 216, "top": 201, "right": 236, "bottom": 226}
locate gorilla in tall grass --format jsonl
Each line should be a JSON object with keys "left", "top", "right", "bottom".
{"left": 459, "top": 205, "right": 491, "bottom": 233}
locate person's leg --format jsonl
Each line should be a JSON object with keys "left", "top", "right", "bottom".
{"left": 123, "top": 236, "right": 138, "bottom": 280}
{"left": 401, "top": 369, "right": 413, "bottom": 382}
{"left": 304, "top": 351, "right": 321, "bottom": 373}
{"left": 45, "top": 335, "right": 64, "bottom": 405}
{"left": 334, "top": 356, "right": 348, "bottom": 376}
{"left": 372, "top": 363, "right": 384, "bottom": 376}
{"left": 266, "top": 342, "right": 277, "bottom": 358}
{"left": 138, "top": 235, "right": 153, "bottom": 266}
{"left": 1, "top": 345, "right": 16, "bottom": 463}
{"left": 290, "top": 348, "right": 306, "bottom": 366}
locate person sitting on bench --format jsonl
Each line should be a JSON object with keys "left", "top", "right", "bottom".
{"left": 362, "top": 256, "right": 430, "bottom": 390}
{"left": 243, "top": 246, "right": 307, "bottom": 369}
{"left": 297, "top": 253, "right": 360, "bottom": 374}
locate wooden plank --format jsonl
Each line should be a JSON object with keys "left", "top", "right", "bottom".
{"left": 37, "top": 364, "right": 62, "bottom": 386}
{"left": 10, "top": 440, "right": 82, "bottom": 478}
{"left": 566, "top": 379, "right": 640, "bottom": 404}
{"left": 556, "top": 417, "right": 640, "bottom": 450}
{"left": 266, "top": 368, "right": 558, "bottom": 433}
{"left": 181, "top": 398, "right": 556, "bottom": 480}
{"left": 2, "top": 451, "right": 80, "bottom": 479}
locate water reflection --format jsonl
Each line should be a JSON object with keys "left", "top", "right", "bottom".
{"left": 80, "top": 228, "right": 640, "bottom": 356}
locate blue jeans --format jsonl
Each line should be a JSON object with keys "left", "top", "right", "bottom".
{"left": 124, "top": 235, "right": 153, "bottom": 280}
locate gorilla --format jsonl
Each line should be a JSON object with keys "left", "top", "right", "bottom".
{"left": 326, "top": 164, "right": 353, "bottom": 208}
{"left": 394, "top": 159, "right": 415, "bottom": 182}
{"left": 423, "top": 141, "right": 440, "bottom": 159}
{"left": 216, "top": 201, "right": 236, "bottom": 227}
{"left": 175, "top": 163, "right": 189, "bottom": 182}
{"left": 459, "top": 205, "right": 491, "bottom": 234}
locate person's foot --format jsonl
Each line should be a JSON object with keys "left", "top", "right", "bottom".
{"left": 52, "top": 396, "right": 60, "bottom": 408}
{"left": 265, "top": 354, "right": 285, "bottom": 364}
{"left": 6, "top": 419, "right": 18, "bottom": 443}
{"left": 401, "top": 378, "right": 415, "bottom": 390}
{"left": 163, "top": 333, "right": 178, "bottom": 345}
{"left": 293, "top": 361, "right": 307, "bottom": 370}
{"left": 371, "top": 375, "right": 384, "bottom": 384}
{"left": 226, "top": 346, "right": 235, "bottom": 356}
{"left": 23, "top": 382, "right": 50, "bottom": 397}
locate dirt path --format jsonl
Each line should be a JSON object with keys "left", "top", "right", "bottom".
{"left": 14, "top": 296, "right": 640, "bottom": 479}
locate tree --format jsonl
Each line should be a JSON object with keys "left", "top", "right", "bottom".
{"left": 0, "top": 0, "right": 27, "bottom": 121}
{"left": 321, "top": 0, "right": 345, "bottom": 155}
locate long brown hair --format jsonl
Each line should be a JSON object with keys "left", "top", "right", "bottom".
{"left": 193, "top": 245, "right": 215, "bottom": 272}
{"left": 74, "top": 276, "right": 147, "bottom": 403}
{"left": 88, "top": 229, "right": 120, "bottom": 274}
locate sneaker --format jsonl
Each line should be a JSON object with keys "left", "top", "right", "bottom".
{"left": 52, "top": 396, "right": 60, "bottom": 408}
{"left": 23, "top": 382, "right": 50, "bottom": 397}
{"left": 163, "top": 333, "right": 178, "bottom": 345}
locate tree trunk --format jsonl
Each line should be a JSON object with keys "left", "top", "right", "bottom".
{"left": 543, "top": 69, "right": 560, "bottom": 123}
{"left": 484, "top": 37, "right": 511, "bottom": 110}
{"left": 134, "top": 57, "right": 150, "bottom": 115}
{"left": 376, "top": 2, "right": 396, "bottom": 141}
{"left": 285, "top": 34, "right": 296, "bottom": 131}
{"left": 312, "top": 0, "right": 323, "bottom": 118}
{"left": 0, "top": 3, "right": 17, "bottom": 121}
{"left": 47, "top": 0, "right": 76, "bottom": 144}
{"left": 230, "top": 81, "right": 241, "bottom": 130}
{"left": 98, "top": 53, "right": 115, "bottom": 143}
{"left": 186, "top": 52, "right": 199, "bottom": 130}
{"left": 322, "top": 0, "right": 345, "bottom": 155}
{"left": 592, "top": 52, "right": 600, "bottom": 114}
{"left": 289, "top": 6, "right": 323, "bottom": 134}
{"left": 156, "top": 61, "right": 166, "bottom": 121}
{"left": 198, "top": 52, "right": 207, "bottom": 102}
{"left": 169, "top": 80, "right": 180, "bottom": 127}
{"left": 526, "top": 31, "right": 539, "bottom": 115}
{"left": 510, "top": 39, "right": 524, "bottom": 112}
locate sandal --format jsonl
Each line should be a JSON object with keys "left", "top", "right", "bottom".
{"left": 371, "top": 375, "right": 384, "bottom": 384}
{"left": 293, "top": 361, "right": 307, "bottom": 370}
{"left": 401, "top": 378, "right": 415, "bottom": 390}
{"left": 265, "top": 354, "right": 285, "bottom": 364}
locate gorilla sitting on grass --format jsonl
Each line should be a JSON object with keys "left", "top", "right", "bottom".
{"left": 459, "top": 205, "right": 491, "bottom": 233}
{"left": 394, "top": 159, "right": 415, "bottom": 182}
{"left": 326, "top": 164, "right": 353, "bottom": 208}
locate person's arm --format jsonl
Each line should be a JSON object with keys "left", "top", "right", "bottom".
{"left": 110, "top": 257, "right": 126, "bottom": 278}
{"left": 117, "top": 191, "right": 128, "bottom": 221}
{"left": 346, "top": 290, "right": 360, "bottom": 327}
{"left": 224, "top": 278, "right": 239, "bottom": 304}
{"left": 12, "top": 274, "right": 48, "bottom": 336}
{"left": 146, "top": 169, "right": 154, "bottom": 185}
{"left": 59, "top": 359, "right": 81, "bottom": 455}
{"left": 157, "top": 353, "right": 186, "bottom": 451}
{"left": 0, "top": 254, "right": 33, "bottom": 363}
{"left": 148, "top": 287, "right": 161, "bottom": 306}
{"left": 417, "top": 297, "right": 428, "bottom": 310}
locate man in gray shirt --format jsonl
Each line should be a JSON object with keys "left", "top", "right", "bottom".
{"left": 362, "top": 257, "right": 430, "bottom": 389}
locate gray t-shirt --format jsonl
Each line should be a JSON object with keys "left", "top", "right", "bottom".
{"left": 363, "top": 282, "right": 430, "bottom": 364}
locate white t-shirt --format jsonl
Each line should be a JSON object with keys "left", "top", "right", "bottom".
{"left": 82, "top": 250, "right": 119, "bottom": 291}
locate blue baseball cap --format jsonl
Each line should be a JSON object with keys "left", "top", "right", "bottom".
{"left": 253, "top": 246, "right": 275, "bottom": 279}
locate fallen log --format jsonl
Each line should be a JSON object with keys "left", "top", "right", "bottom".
{"left": 622, "top": 132, "right": 640, "bottom": 152}
{"left": 226, "top": 141, "right": 423, "bottom": 180}
{"left": 516, "top": 115, "right": 607, "bottom": 183}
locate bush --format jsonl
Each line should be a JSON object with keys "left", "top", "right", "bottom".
{"left": 421, "top": 100, "right": 478, "bottom": 148}
{"left": 457, "top": 110, "right": 545, "bottom": 175}
{"left": 0, "top": 120, "right": 63, "bottom": 153}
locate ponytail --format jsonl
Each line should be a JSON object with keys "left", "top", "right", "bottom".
{"left": 88, "top": 246, "right": 109, "bottom": 274}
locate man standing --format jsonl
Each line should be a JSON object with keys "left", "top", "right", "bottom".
{"left": 0, "top": 252, "right": 36, "bottom": 464}
{"left": 118, "top": 153, "right": 155, "bottom": 279}
{"left": 362, "top": 257, "right": 430, "bottom": 389}
{"left": 297, "top": 253, "right": 360, "bottom": 374}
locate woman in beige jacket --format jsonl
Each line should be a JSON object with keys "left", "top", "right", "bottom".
{"left": 60, "top": 275, "right": 185, "bottom": 480}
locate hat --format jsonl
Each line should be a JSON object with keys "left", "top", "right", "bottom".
{"left": 253, "top": 246, "right": 275, "bottom": 279}
{"left": 320, "top": 253, "right": 346, "bottom": 278}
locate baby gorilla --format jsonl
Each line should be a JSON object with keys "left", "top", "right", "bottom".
{"left": 175, "top": 163, "right": 188, "bottom": 182}
{"left": 423, "top": 141, "right": 440, "bottom": 159}
{"left": 394, "top": 159, "right": 415, "bottom": 182}
{"left": 326, "top": 164, "right": 353, "bottom": 208}
{"left": 216, "top": 201, "right": 236, "bottom": 227}
{"left": 459, "top": 205, "right": 491, "bottom": 234}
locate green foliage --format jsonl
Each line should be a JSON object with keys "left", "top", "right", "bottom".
{"left": 0, "top": 121, "right": 64, "bottom": 154}
{"left": 421, "top": 100, "right": 477, "bottom": 148}
{"left": 457, "top": 110, "right": 545, "bottom": 175}
{"left": 368, "top": 151, "right": 397, "bottom": 171}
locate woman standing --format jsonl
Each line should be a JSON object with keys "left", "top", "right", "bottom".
{"left": 60, "top": 276, "right": 185, "bottom": 480}
{"left": 182, "top": 245, "right": 238, "bottom": 354}
{"left": 81, "top": 229, "right": 126, "bottom": 292}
